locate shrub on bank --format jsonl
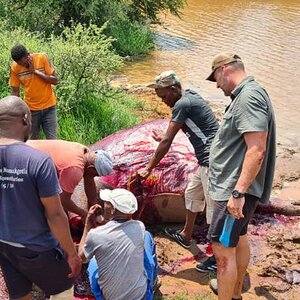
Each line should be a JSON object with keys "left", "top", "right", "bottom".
{"left": 0, "top": 0, "right": 185, "bottom": 56}
{"left": 0, "top": 22, "right": 142, "bottom": 145}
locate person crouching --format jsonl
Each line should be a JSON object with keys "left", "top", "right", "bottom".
{"left": 79, "top": 189, "right": 155, "bottom": 300}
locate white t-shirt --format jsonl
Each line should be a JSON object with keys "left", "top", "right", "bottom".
{"left": 84, "top": 220, "right": 147, "bottom": 300}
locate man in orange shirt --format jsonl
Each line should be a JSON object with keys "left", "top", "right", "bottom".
{"left": 27, "top": 140, "right": 113, "bottom": 221}
{"left": 9, "top": 44, "right": 58, "bottom": 139}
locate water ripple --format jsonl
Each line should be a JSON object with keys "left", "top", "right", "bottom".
{"left": 122, "top": 0, "right": 300, "bottom": 146}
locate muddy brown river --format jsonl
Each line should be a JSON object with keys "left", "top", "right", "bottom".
{"left": 121, "top": 0, "right": 300, "bottom": 147}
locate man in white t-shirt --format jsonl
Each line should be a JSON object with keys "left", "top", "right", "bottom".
{"left": 78, "top": 189, "right": 148, "bottom": 300}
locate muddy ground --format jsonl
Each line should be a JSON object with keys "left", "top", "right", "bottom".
{"left": 1, "top": 87, "right": 299, "bottom": 300}
{"left": 128, "top": 87, "right": 300, "bottom": 300}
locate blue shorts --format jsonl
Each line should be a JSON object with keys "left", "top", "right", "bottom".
{"left": 0, "top": 242, "right": 73, "bottom": 298}
{"left": 208, "top": 194, "right": 259, "bottom": 247}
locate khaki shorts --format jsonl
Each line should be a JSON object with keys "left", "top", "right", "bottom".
{"left": 184, "top": 166, "right": 214, "bottom": 224}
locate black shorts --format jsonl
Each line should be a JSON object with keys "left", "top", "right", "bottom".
{"left": 207, "top": 194, "right": 259, "bottom": 247}
{"left": 0, "top": 242, "right": 74, "bottom": 298}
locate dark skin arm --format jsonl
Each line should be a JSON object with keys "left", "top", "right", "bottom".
{"left": 227, "top": 131, "right": 267, "bottom": 219}
{"left": 83, "top": 167, "right": 98, "bottom": 208}
{"left": 78, "top": 204, "right": 104, "bottom": 263}
{"left": 41, "top": 194, "right": 82, "bottom": 278}
{"left": 139, "top": 121, "right": 182, "bottom": 178}
{"left": 60, "top": 191, "right": 88, "bottom": 221}
{"left": 28, "top": 54, "right": 58, "bottom": 85}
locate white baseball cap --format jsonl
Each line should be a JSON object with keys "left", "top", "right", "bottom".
{"left": 99, "top": 188, "right": 138, "bottom": 214}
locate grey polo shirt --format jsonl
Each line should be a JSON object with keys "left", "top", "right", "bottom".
{"left": 208, "top": 76, "right": 276, "bottom": 204}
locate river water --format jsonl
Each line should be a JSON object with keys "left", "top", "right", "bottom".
{"left": 121, "top": 0, "right": 300, "bottom": 147}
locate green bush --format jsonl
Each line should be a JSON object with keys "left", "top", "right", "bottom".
{"left": 58, "top": 91, "right": 143, "bottom": 145}
{"left": 0, "top": 0, "right": 185, "bottom": 56}
{"left": 110, "top": 20, "right": 154, "bottom": 56}
{"left": 0, "top": 22, "right": 143, "bottom": 144}
{"left": 47, "top": 23, "right": 123, "bottom": 113}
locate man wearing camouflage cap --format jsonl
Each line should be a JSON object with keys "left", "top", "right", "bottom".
{"left": 139, "top": 71, "right": 219, "bottom": 264}
{"left": 206, "top": 52, "right": 276, "bottom": 299}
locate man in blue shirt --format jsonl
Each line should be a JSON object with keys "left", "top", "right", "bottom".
{"left": 0, "top": 96, "right": 81, "bottom": 299}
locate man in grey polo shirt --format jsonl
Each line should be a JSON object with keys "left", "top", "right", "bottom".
{"left": 206, "top": 52, "right": 276, "bottom": 300}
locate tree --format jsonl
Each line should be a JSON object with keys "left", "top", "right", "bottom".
{"left": 0, "top": 0, "right": 185, "bottom": 34}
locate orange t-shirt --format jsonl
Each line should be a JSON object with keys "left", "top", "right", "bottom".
{"left": 9, "top": 53, "right": 57, "bottom": 111}
{"left": 27, "top": 140, "right": 88, "bottom": 194}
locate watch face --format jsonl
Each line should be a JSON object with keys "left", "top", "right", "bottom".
{"left": 232, "top": 190, "right": 242, "bottom": 198}
{"left": 232, "top": 190, "right": 238, "bottom": 198}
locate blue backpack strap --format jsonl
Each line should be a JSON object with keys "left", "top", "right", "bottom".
{"left": 144, "top": 231, "right": 158, "bottom": 300}
{"left": 87, "top": 257, "right": 103, "bottom": 300}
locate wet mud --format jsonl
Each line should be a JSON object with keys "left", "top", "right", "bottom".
{"left": 1, "top": 87, "right": 299, "bottom": 299}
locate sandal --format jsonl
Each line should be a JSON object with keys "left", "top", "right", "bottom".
{"left": 164, "top": 228, "right": 191, "bottom": 249}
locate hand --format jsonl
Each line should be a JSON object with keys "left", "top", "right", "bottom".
{"left": 86, "top": 204, "right": 103, "bottom": 227}
{"left": 227, "top": 196, "right": 245, "bottom": 219}
{"left": 27, "top": 54, "right": 35, "bottom": 73}
{"left": 138, "top": 167, "right": 151, "bottom": 179}
{"left": 67, "top": 253, "right": 82, "bottom": 278}
{"left": 152, "top": 129, "right": 164, "bottom": 142}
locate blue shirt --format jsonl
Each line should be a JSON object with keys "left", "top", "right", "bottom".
{"left": 0, "top": 142, "right": 62, "bottom": 251}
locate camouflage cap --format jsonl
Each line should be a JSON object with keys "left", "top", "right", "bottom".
{"left": 147, "top": 70, "right": 180, "bottom": 89}
{"left": 207, "top": 52, "right": 242, "bottom": 82}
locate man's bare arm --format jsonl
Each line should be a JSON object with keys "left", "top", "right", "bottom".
{"left": 41, "top": 194, "right": 82, "bottom": 278}
{"left": 33, "top": 70, "right": 58, "bottom": 85}
{"left": 83, "top": 175, "right": 98, "bottom": 208}
{"left": 28, "top": 54, "right": 58, "bottom": 85}
{"left": 234, "top": 131, "right": 267, "bottom": 193}
{"left": 227, "top": 131, "right": 267, "bottom": 219}
{"left": 78, "top": 204, "right": 102, "bottom": 263}
{"left": 139, "top": 121, "right": 182, "bottom": 178}
{"left": 60, "top": 191, "right": 88, "bottom": 221}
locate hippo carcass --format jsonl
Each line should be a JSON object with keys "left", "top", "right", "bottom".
{"left": 72, "top": 119, "right": 198, "bottom": 224}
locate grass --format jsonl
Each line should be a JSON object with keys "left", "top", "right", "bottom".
{"left": 58, "top": 90, "right": 144, "bottom": 145}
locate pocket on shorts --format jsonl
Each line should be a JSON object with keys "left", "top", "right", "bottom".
{"left": 16, "top": 250, "right": 41, "bottom": 265}
{"left": 18, "top": 252, "right": 40, "bottom": 260}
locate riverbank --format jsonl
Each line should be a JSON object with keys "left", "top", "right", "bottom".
{"left": 127, "top": 86, "right": 300, "bottom": 300}
{"left": 0, "top": 86, "right": 299, "bottom": 300}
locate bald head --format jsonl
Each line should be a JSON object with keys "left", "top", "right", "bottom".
{"left": 0, "top": 96, "right": 31, "bottom": 141}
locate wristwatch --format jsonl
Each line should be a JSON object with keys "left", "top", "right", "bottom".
{"left": 231, "top": 189, "right": 245, "bottom": 199}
